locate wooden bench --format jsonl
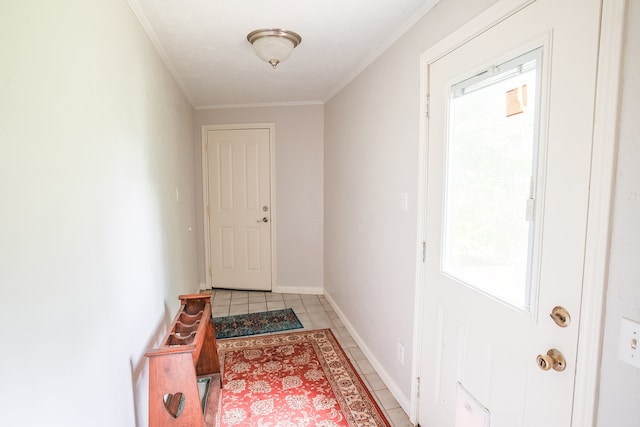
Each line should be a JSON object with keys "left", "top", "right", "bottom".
{"left": 145, "top": 294, "right": 221, "bottom": 427}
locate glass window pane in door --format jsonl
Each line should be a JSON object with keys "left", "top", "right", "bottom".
{"left": 442, "top": 48, "right": 542, "bottom": 310}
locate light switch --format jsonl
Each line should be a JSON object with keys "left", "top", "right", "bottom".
{"left": 619, "top": 317, "right": 640, "bottom": 368}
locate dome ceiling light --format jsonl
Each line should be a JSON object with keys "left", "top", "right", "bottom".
{"left": 247, "top": 29, "right": 302, "bottom": 69}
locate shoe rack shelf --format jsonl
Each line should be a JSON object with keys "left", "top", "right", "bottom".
{"left": 145, "top": 294, "right": 220, "bottom": 427}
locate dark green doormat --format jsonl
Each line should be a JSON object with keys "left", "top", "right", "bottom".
{"left": 213, "top": 308, "right": 303, "bottom": 339}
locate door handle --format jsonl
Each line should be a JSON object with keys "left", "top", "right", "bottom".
{"left": 256, "top": 217, "right": 269, "bottom": 223}
{"left": 536, "top": 349, "right": 566, "bottom": 372}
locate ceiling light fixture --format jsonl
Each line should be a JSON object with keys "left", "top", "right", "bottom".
{"left": 247, "top": 29, "right": 302, "bottom": 69}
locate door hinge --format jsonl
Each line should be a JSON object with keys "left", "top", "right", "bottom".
{"left": 413, "top": 376, "right": 421, "bottom": 426}
{"left": 425, "top": 95, "right": 430, "bottom": 118}
{"left": 421, "top": 241, "right": 426, "bottom": 263}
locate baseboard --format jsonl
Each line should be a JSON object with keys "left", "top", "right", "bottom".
{"left": 272, "top": 285, "right": 324, "bottom": 295}
{"left": 323, "top": 290, "right": 412, "bottom": 414}
{"left": 204, "top": 284, "right": 322, "bottom": 294}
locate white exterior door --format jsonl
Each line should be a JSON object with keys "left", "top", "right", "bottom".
{"left": 418, "top": 0, "right": 601, "bottom": 426}
{"left": 204, "top": 126, "right": 272, "bottom": 291}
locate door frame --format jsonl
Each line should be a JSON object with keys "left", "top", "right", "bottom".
{"left": 201, "top": 123, "right": 277, "bottom": 290}
{"left": 411, "top": 0, "right": 626, "bottom": 424}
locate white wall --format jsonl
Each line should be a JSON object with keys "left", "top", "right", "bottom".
{"left": 597, "top": 2, "right": 640, "bottom": 425}
{"left": 195, "top": 105, "right": 324, "bottom": 293}
{"left": 324, "top": 0, "right": 498, "bottom": 410}
{"left": 0, "top": 1, "right": 197, "bottom": 426}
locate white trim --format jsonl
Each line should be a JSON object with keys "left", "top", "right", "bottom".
{"left": 201, "top": 127, "right": 212, "bottom": 288}
{"left": 409, "top": 45, "right": 430, "bottom": 425}
{"left": 196, "top": 100, "right": 324, "bottom": 110}
{"left": 269, "top": 125, "right": 278, "bottom": 292}
{"left": 200, "top": 123, "right": 277, "bottom": 291}
{"left": 324, "top": 0, "right": 440, "bottom": 103}
{"left": 125, "top": 0, "right": 195, "bottom": 107}
{"left": 412, "top": 0, "right": 622, "bottom": 424}
{"left": 417, "top": 0, "right": 535, "bottom": 67}
{"left": 323, "top": 290, "right": 412, "bottom": 414}
{"left": 272, "top": 285, "right": 324, "bottom": 296}
{"left": 572, "top": 0, "right": 626, "bottom": 425}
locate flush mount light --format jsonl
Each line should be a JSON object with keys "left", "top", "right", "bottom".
{"left": 247, "top": 29, "right": 302, "bottom": 69}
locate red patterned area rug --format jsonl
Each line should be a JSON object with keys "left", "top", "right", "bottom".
{"left": 216, "top": 329, "right": 391, "bottom": 427}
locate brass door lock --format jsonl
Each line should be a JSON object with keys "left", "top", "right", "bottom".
{"left": 550, "top": 306, "right": 571, "bottom": 328}
{"left": 536, "top": 349, "right": 566, "bottom": 372}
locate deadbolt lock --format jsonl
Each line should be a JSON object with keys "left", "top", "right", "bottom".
{"left": 536, "top": 349, "right": 566, "bottom": 372}
{"left": 550, "top": 306, "right": 571, "bottom": 328}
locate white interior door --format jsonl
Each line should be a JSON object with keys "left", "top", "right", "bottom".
{"left": 204, "top": 127, "right": 272, "bottom": 291}
{"left": 418, "top": 0, "right": 601, "bottom": 426}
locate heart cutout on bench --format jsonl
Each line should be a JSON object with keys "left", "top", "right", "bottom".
{"left": 163, "top": 392, "right": 185, "bottom": 418}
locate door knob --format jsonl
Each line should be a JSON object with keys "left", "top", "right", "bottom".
{"left": 256, "top": 217, "right": 268, "bottom": 223}
{"left": 536, "top": 349, "right": 566, "bottom": 372}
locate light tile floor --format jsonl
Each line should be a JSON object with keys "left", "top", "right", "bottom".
{"left": 209, "top": 289, "right": 413, "bottom": 427}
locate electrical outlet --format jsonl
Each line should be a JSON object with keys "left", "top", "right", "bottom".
{"left": 397, "top": 342, "right": 405, "bottom": 365}
{"left": 619, "top": 317, "right": 640, "bottom": 368}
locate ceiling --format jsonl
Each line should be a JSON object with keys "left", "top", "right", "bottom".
{"left": 128, "top": 0, "right": 439, "bottom": 108}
